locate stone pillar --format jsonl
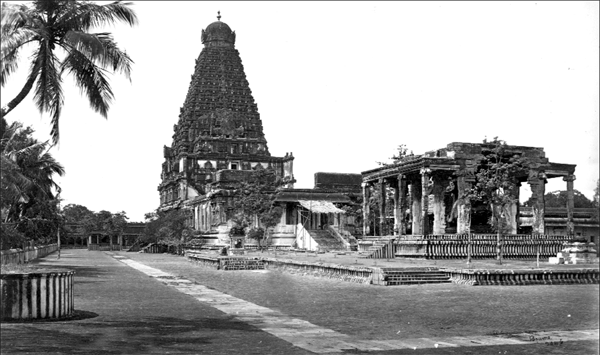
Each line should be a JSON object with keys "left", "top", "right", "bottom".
{"left": 362, "top": 183, "right": 370, "bottom": 236}
{"left": 528, "top": 173, "right": 547, "bottom": 234}
{"left": 392, "top": 180, "right": 399, "bottom": 235}
{"left": 564, "top": 175, "right": 576, "bottom": 236}
{"left": 432, "top": 179, "right": 447, "bottom": 235}
{"left": 457, "top": 176, "right": 472, "bottom": 235}
{"left": 396, "top": 175, "right": 407, "bottom": 235}
{"left": 420, "top": 168, "right": 432, "bottom": 236}
{"left": 412, "top": 179, "right": 422, "bottom": 235}
{"left": 379, "top": 178, "right": 386, "bottom": 236}
{"left": 506, "top": 182, "right": 520, "bottom": 235}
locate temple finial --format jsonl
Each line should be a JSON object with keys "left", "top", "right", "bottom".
{"left": 217, "top": 11, "right": 221, "bottom": 21}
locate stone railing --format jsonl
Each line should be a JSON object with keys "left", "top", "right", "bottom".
{"left": 1, "top": 270, "right": 75, "bottom": 320}
{"left": 0, "top": 244, "right": 58, "bottom": 265}
{"left": 444, "top": 268, "right": 600, "bottom": 286}
{"left": 394, "top": 234, "right": 571, "bottom": 259}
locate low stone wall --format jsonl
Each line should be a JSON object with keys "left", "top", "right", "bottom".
{"left": 1, "top": 270, "right": 75, "bottom": 320}
{"left": 444, "top": 268, "right": 600, "bottom": 286}
{"left": 88, "top": 244, "right": 122, "bottom": 252}
{"left": 186, "top": 252, "right": 221, "bottom": 269}
{"left": 220, "top": 257, "right": 265, "bottom": 270}
{"left": 185, "top": 253, "right": 266, "bottom": 270}
{"left": 0, "top": 244, "right": 58, "bottom": 265}
{"left": 186, "top": 252, "right": 374, "bottom": 284}
{"left": 261, "top": 258, "right": 374, "bottom": 284}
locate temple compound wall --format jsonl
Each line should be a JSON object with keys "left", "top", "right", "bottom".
{"left": 361, "top": 142, "right": 579, "bottom": 237}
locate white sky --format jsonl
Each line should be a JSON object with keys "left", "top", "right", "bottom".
{"left": 2, "top": 1, "right": 598, "bottom": 222}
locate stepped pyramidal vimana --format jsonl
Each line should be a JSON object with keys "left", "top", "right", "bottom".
{"left": 158, "top": 13, "right": 362, "bottom": 248}
{"left": 158, "top": 14, "right": 295, "bottom": 210}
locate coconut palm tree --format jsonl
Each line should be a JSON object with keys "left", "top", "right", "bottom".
{"left": 0, "top": 0, "right": 137, "bottom": 143}
{"left": 1, "top": 117, "right": 64, "bottom": 222}
{"left": 1, "top": 117, "right": 65, "bottom": 248}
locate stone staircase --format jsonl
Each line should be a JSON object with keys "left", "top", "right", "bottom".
{"left": 308, "top": 229, "right": 347, "bottom": 251}
{"left": 378, "top": 268, "right": 451, "bottom": 286}
{"left": 358, "top": 237, "right": 396, "bottom": 259}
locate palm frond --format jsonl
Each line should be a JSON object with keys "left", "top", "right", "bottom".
{"left": 60, "top": 48, "right": 113, "bottom": 118}
{"left": 62, "top": 31, "right": 133, "bottom": 80}
{"left": 1, "top": 4, "right": 39, "bottom": 86}
{"left": 32, "top": 44, "right": 63, "bottom": 143}
{"left": 1, "top": 3, "right": 32, "bottom": 29}
{"left": 62, "top": 30, "right": 105, "bottom": 57}
{"left": 57, "top": 1, "right": 138, "bottom": 32}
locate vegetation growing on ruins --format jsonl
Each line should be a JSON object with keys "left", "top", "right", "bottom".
{"left": 0, "top": 0, "right": 138, "bottom": 143}
{"left": 462, "top": 137, "right": 530, "bottom": 264}
{"left": 231, "top": 169, "right": 287, "bottom": 247}
{"left": 376, "top": 144, "right": 415, "bottom": 166}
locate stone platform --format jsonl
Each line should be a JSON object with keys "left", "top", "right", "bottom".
{"left": 185, "top": 250, "right": 600, "bottom": 286}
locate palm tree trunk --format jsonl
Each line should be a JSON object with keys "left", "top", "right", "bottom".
{"left": 0, "top": 72, "right": 38, "bottom": 119}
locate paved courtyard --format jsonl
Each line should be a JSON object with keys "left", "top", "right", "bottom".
{"left": 1, "top": 249, "right": 598, "bottom": 354}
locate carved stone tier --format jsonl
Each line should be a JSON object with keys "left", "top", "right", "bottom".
{"left": 158, "top": 18, "right": 294, "bottom": 209}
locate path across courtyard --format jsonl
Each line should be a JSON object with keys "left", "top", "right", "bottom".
{"left": 1, "top": 249, "right": 598, "bottom": 354}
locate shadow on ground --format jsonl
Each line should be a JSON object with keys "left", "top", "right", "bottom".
{"left": 1, "top": 315, "right": 268, "bottom": 354}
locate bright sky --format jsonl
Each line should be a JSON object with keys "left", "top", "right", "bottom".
{"left": 2, "top": 1, "right": 598, "bottom": 222}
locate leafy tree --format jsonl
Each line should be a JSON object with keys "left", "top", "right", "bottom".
{"left": 62, "top": 203, "right": 96, "bottom": 244}
{"left": 1, "top": 117, "right": 64, "bottom": 249}
{"left": 523, "top": 190, "right": 595, "bottom": 208}
{"left": 142, "top": 209, "right": 191, "bottom": 253}
{"left": 231, "top": 169, "right": 287, "bottom": 248}
{"left": 462, "top": 137, "right": 529, "bottom": 264}
{"left": 1, "top": 0, "right": 138, "bottom": 143}
{"left": 94, "top": 209, "right": 128, "bottom": 240}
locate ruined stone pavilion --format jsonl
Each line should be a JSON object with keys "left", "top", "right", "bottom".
{"left": 361, "top": 142, "right": 578, "bottom": 237}
{"left": 158, "top": 15, "right": 360, "bottom": 251}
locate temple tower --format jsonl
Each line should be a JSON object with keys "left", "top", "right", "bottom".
{"left": 158, "top": 15, "right": 294, "bottom": 211}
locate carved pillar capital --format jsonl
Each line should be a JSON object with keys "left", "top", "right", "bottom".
{"left": 563, "top": 175, "right": 576, "bottom": 182}
{"left": 527, "top": 170, "right": 547, "bottom": 185}
{"left": 420, "top": 168, "right": 432, "bottom": 176}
